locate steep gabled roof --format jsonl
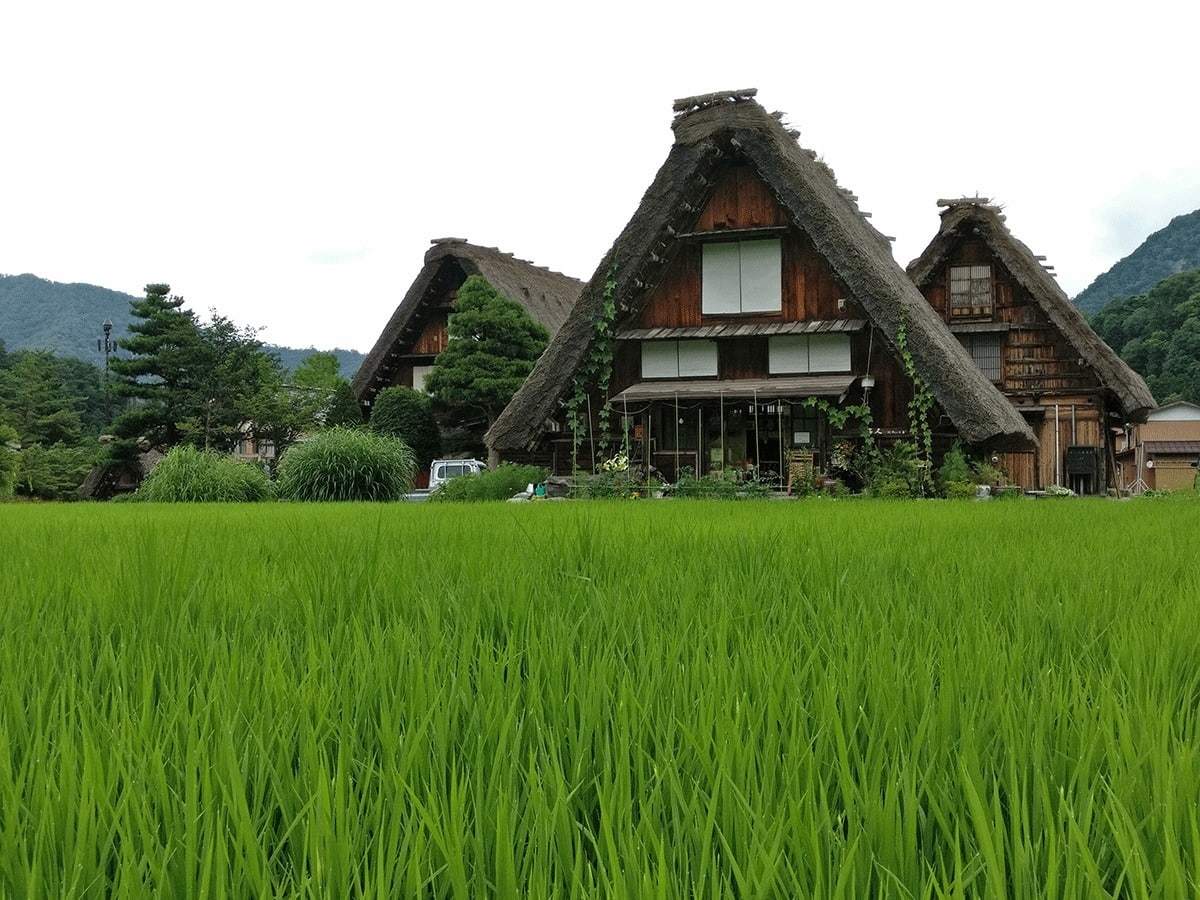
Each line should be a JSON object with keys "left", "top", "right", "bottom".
{"left": 907, "top": 199, "right": 1156, "bottom": 421}
{"left": 487, "top": 90, "right": 1035, "bottom": 453}
{"left": 351, "top": 238, "right": 583, "bottom": 405}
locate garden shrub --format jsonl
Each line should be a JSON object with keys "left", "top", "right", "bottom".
{"left": 867, "top": 442, "right": 926, "bottom": 498}
{"left": 936, "top": 443, "right": 1010, "bottom": 499}
{"left": 936, "top": 443, "right": 973, "bottom": 498}
{"left": 668, "top": 467, "right": 772, "bottom": 500}
{"left": 430, "top": 463, "right": 548, "bottom": 502}
{"left": 369, "top": 386, "right": 441, "bottom": 471}
{"left": 15, "top": 443, "right": 96, "bottom": 500}
{"left": 139, "top": 445, "right": 274, "bottom": 502}
{"left": 276, "top": 427, "right": 415, "bottom": 502}
{"left": 571, "top": 469, "right": 656, "bottom": 500}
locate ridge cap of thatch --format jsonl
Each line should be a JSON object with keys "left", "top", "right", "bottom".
{"left": 672, "top": 88, "right": 758, "bottom": 119}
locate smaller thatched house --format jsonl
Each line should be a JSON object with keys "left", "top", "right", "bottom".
{"left": 907, "top": 199, "right": 1155, "bottom": 493}
{"left": 76, "top": 440, "right": 165, "bottom": 500}
{"left": 351, "top": 238, "right": 583, "bottom": 415}
{"left": 487, "top": 91, "right": 1034, "bottom": 481}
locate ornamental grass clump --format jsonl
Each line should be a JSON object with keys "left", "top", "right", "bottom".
{"left": 275, "top": 427, "right": 414, "bottom": 501}
{"left": 137, "top": 444, "right": 273, "bottom": 502}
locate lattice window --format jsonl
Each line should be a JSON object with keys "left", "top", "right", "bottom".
{"left": 958, "top": 333, "right": 1003, "bottom": 381}
{"left": 949, "top": 265, "right": 992, "bottom": 311}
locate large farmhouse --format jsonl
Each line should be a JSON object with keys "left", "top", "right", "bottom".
{"left": 351, "top": 238, "right": 582, "bottom": 416}
{"left": 907, "top": 199, "right": 1155, "bottom": 494}
{"left": 487, "top": 90, "right": 1034, "bottom": 480}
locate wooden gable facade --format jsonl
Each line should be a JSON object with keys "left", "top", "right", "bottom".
{"left": 601, "top": 162, "right": 917, "bottom": 482}
{"left": 488, "top": 92, "right": 1035, "bottom": 479}
{"left": 908, "top": 199, "right": 1155, "bottom": 494}
{"left": 351, "top": 238, "right": 582, "bottom": 414}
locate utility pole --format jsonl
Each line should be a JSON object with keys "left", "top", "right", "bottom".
{"left": 98, "top": 319, "right": 116, "bottom": 426}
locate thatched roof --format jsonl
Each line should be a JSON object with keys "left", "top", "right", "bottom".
{"left": 907, "top": 199, "right": 1156, "bottom": 420}
{"left": 487, "top": 92, "right": 1035, "bottom": 453}
{"left": 351, "top": 238, "right": 583, "bottom": 406}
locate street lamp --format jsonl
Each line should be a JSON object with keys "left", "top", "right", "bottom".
{"left": 98, "top": 319, "right": 116, "bottom": 426}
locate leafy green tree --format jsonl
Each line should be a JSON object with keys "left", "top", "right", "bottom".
{"left": 14, "top": 443, "right": 96, "bottom": 500}
{"left": 290, "top": 351, "right": 356, "bottom": 427}
{"left": 291, "top": 351, "right": 342, "bottom": 391}
{"left": 425, "top": 275, "right": 549, "bottom": 429}
{"left": 324, "top": 381, "right": 365, "bottom": 428}
{"left": 184, "top": 312, "right": 280, "bottom": 451}
{"left": 108, "top": 284, "right": 285, "bottom": 453}
{"left": 0, "top": 350, "right": 84, "bottom": 446}
{"left": 370, "top": 386, "right": 441, "bottom": 471}
{"left": 54, "top": 355, "right": 107, "bottom": 437}
{"left": 0, "top": 423, "right": 18, "bottom": 500}
{"left": 1092, "top": 270, "right": 1200, "bottom": 404}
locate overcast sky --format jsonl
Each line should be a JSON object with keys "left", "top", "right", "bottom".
{"left": 3, "top": 1, "right": 1198, "bottom": 353}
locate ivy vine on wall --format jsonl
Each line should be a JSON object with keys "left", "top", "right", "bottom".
{"left": 895, "top": 315, "right": 935, "bottom": 494}
{"left": 566, "top": 263, "right": 618, "bottom": 472}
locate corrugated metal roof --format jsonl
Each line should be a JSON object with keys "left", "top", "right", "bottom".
{"left": 1144, "top": 441, "right": 1200, "bottom": 455}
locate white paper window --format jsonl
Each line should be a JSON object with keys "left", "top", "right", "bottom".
{"left": 701, "top": 242, "right": 742, "bottom": 314}
{"left": 769, "top": 335, "right": 809, "bottom": 374}
{"left": 642, "top": 341, "right": 718, "bottom": 378}
{"left": 702, "top": 239, "right": 781, "bottom": 314}
{"left": 678, "top": 341, "right": 718, "bottom": 376}
{"left": 412, "top": 365, "right": 434, "bottom": 393}
{"left": 641, "top": 342, "right": 679, "bottom": 379}
{"left": 808, "top": 333, "right": 851, "bottom": 372}
{"left": 769, "top": 334, "right": 851, "bottom": 374}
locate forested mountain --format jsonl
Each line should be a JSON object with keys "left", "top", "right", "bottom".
{"left": 1090, "top": 269, "right": 1200, "bottom": 405}
{"left": 1073, "top": 209, "right": 1200, "bottom": 314}
{"left": 0, "top": 274, "right": 364, "bottom": 376}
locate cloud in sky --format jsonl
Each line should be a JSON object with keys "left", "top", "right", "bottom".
{"left": 2, "top": 1, "right": 1198, "bottom": 351}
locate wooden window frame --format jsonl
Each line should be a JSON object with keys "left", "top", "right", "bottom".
{"left": 949, "top": 264, "right": 993, "bottom": 316}
{"left": 958, "top": 333, "right": 1003, "bottom": 382}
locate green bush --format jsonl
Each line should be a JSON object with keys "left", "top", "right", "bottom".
{"left": 668, "top": 467, "right": 772, "bottom": 500}
{"left": 0, "top": 424, "right": 18, "bottom": 502}
{"left": 276, "top": 427, "right": 415, "bottom": 502}
{"left": 431, "top": 463, "right": 547, "bottom": 503}
{"left": 138, "top": 445, "right": 274, "bottom": 502}
{"left": 571, "top": 468, "right": 651, "bottom": 500}
{"left": 943, "top": 480, "right": 978, "bottom": 500}
{"left": 867, "top": 442, "right": 927, "bottom": 498}
{"left": 369, "top": 387, "right": 441, "bottom": 470}
{"left": 15, "top": 443, "right": 96, "bottom": 500}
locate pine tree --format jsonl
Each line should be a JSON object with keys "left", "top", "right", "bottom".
{"left": 424, "top": 276, "right": 549, "bottom": 428}
{"left": 109, "top": 284, "right": 205, "bottom": 448}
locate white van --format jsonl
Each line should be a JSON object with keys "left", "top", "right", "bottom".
{"left": 428, "top": 458, "right": 487, "bottom": 490}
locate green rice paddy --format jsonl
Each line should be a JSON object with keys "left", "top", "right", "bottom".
{"left": 2, "top": 499, "right": 1199, "bottom": 898}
